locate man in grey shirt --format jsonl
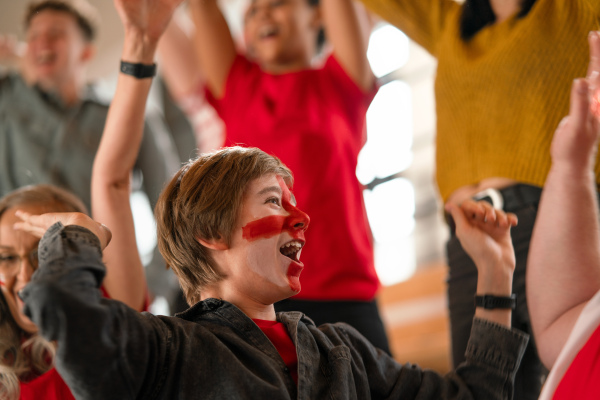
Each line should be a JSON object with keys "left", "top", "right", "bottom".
{"left": 0, "top": 0, "right": 177, "bottom": 212}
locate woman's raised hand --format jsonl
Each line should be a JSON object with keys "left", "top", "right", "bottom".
{"left": 13, "top": 211, "right": 112, "bottom": 251}
{"left": 113, "top": 0, "right": 185, "bottom": 44}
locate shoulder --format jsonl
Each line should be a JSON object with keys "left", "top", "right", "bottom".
{"left": 313, "top": 321, "right": 372, "bottom": 348}
{"left": 315, "top": 55, "right": 378, "bottom": 106}
{"left": 0, "top": 72, "right": 27, "bottom": 97}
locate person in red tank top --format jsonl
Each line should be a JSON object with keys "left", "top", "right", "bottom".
{"left": 526, "top": 31, "right": 600, "bottom": 399}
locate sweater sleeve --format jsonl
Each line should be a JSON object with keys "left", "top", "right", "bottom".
{"left": 21, "top": 223, "right": 169, "bottom": 400}
{"left": 358, "top": 0, "right": 459, "bottom": 56}
{"left": 340, "top": 318, "right": 529, "bottom": 399}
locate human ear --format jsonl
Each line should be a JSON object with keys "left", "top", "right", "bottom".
{"left": 197, "top": 235, "right": 229, "bottom": 251}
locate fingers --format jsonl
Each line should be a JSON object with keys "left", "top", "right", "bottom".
{"left": 588, "top": 32, "right": 600, "bottom": 119}
{"left": 586, "top": 31, "right": 600, "bottom": 80}
{"left": 13, "top": 210, "right": 112, "bottom": 251}
{"left": 570, "top": 78, "right": 592, "bottom": 127}
{"left": 445, "top": 202, "right": 470, "bottom": 234}
{"left": 12, "top": 211, "right": 51, "bottom": 238}
{"left": 458, "top": 199, "right": 496, "bottom": 223}
{"left": 446, "top": 200, "right": 518, "bottom": 231}
{"left": 98, "top": 224, "right": 113, "bottom": 250}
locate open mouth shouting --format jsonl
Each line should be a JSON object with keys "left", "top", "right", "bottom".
{"left": 280, "top": 239, "right": 304, "bottom": 263}
{"left": 259, "top": 25, "right": 279, "bottom": 40}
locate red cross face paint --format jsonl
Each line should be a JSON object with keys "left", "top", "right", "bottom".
{"left": 238, "top": 175, "right": 310, "bottom": 294}
{"left": 242, "top": 176, "right": 310, "bottom": 242}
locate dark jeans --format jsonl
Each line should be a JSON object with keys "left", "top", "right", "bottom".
{"left": 275, "top": 298, "right": 391, "bottom": 355}
{"left": 447, "top": 204, "right": 547, "bottom": 400}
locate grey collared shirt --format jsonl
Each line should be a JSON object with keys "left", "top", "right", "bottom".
{"left": 0, "top": 73, "right": 177, "bottom": 210}
{"left": 23, "top": 223, "right": 529, "bottom": 400}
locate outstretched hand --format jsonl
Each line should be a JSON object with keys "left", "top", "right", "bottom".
{"left": 113, "top": 0, "right": 185, "bottom": 42}
{"left": 13, "top": 211, "right": 112, "bottom": 251}
{"left": 445, "top": 200, "right": 518, "bottom": 276}
{"left": 550, "top": 31, "right": 600, "bottom": 171}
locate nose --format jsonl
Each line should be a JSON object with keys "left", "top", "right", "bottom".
{"left": 286, "top": 206, "right": 310, "bottom": 232}
{"left": 16, "top": 258, "right": 35, "bottom": 284}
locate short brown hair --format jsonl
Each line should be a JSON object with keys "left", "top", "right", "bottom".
{"left": 24, "top": 0, "right": 98, "bottom": 42}
{"left": 0, "top": 184, "right": 88, "bottom": 220}
{"left": 155, "top": 147, "right": 293, "bottom": 305}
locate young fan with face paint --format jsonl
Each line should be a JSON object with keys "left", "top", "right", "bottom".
{"left": 159, "top": 0, "right": 392, "bottom": 354}
{"left": 13, "top": 1, "right": 529, "bottom": 398}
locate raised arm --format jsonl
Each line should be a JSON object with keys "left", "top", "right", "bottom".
{"left": 157, "top": 9, "right": 204, "bottom": 99}
{"left": 526, "top": 31, "right": 600, "bottom": 369}
{"left": 19, "top": 213, "right": 171, "bottom": 399}
{"left": 188, "top": 0, "right": 237, "bottom": 98}
{"left": 321, "top": 0, "right": 374, "bottom": 91}
{"left": 91, "top": 0, "right": 183, "bottom": 311}
{"left": 445, "top": 199, "right": 518, "bottom": 328}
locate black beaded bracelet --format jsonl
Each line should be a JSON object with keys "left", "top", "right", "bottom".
{"left": 120, "top": 61, "right": 156, "bottom": 79}
{"left": 475, "top": 294, "right": 517, "bottom": 310}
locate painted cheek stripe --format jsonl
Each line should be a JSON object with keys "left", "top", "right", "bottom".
{"left": 242, "top": 215, "right": 287, "bottom": 241}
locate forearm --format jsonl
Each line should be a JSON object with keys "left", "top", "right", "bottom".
{"left": 350, "top": 318, "right": 528, "bottom": 399}
{"left": 188, "top": 0, "right": 236, "bottom": 98}
{"left": 321, "top": 0, "right": 373, "bottom": 90}
{"left": 158, "top": 15, "right": 204, "bottom": 99}
{"left": 527, "top": 165, "right": 600, "bottom": 366}
{"left": 453, "top": 318, "right": 529, "bottom": 399}
{"left": 22, "top": 223, "right": 156, "bottom": 397}
{"left": 94, "top": 30, "right": 156, "bottom": 182}
{"left": 474, "top": 263, "right": 514, "bottom": 327}
{"left": 91, "top": 30, "right": 157, "bottom": 310}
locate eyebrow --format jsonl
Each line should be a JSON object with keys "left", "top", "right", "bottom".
{"left": 257, "top": 185, "right": 282, "bottom": 197}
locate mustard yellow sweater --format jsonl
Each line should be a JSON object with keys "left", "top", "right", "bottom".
{"left": 360, "top": 0, "right": 600, "bottom": 201}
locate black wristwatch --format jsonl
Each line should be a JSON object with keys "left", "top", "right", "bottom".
{"left": 120, "top": 61, "right": 157, "bottom": 79}
{"left": 475, "top": 294, "right": 517, "bottom": 310}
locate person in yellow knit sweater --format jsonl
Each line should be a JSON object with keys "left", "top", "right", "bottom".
{"left": 357, "top": 0, "right": 600, "bottom": 398}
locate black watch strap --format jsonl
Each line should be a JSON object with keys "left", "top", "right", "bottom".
{"left": 120, "top": 61, "right": 156, "bottom": 79}
{"left": 475, "top": 294, "right": 517, "bottom": 310}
